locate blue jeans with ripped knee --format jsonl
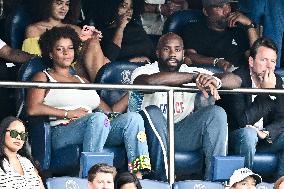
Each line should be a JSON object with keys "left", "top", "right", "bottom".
{"left": 51, "top": 112, "right": 151, "bottom": 172}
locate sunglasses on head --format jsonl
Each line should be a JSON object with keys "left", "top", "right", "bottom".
{"left": 6, "top": 130, "right": 28, "bottom": 141}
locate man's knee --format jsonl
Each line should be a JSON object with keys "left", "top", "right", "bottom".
{"left": 145, "top": 105, "right": 163, "bottom": 116}
{"left": 235, "top": 127, "right": 258, "bottom": 146}
{"left": 206, "top": 105, "right": 227, "bottom": 125}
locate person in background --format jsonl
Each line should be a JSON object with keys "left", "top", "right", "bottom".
{"left": 0, "top": 116, "right": 45, "bottom": 189}
{"left": 274, "top": 176, "right": 284, "bottom": 189}
{"left": 181, "top": 0, "right": 258, "bottom": 71}
{"left": 23, "top": 0, "right": 105, "bottom": 82}
{"left": 95, "top": 0, "right": 155, "bottom": 63}
{"left": 142, "top": 0, "right": 188, "bottom": 35}
{"left": 0, "top": 38, "right": 33, "bottom": 63}
{"left": 229, "top": 168, "right": 262, "bottom": 189}
{"left": 114, "top": 172, "right": 142, "bottom": 189}
{"left": 88, "top": 163, "right": 116, "bottom": 189}
{"left": 238, "top": 0, "right": 284, "bottom": 68}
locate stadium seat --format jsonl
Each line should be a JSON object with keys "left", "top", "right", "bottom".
{"left": 4, "top": 2, "right": 35, "bottom": 48}
{"left": 172, "top": 180, "right": 224, "bottom": 189}
{"left": 140, "top": 179, "right": 170, "bottom": 189}
{"left": 162, "top": 10, "right": 203, "bottom": 35}
{"left": 94, "top": 61, "right": 145, "bottom": 106}
{"left": 46, "top": 177, "right": 88, "bottom": 189}
{"left": 211, "top": 156, "right": 245, "bottom": 182}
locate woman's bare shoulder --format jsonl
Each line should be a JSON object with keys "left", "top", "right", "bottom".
{"left": 32, "top": 71, "right": 48, "bottom": 82}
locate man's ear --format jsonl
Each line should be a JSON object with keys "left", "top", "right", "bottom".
{"left": 203, "top": 8, "right": 208, "bottom": 17}
{"left": 49, "top": 52, "right": 53, "bottom": 60}
{"left": 156, "top": 50, "right": 160, "bottom": 59}
{"left": 248, "top": 56, "right": 254, "bottom": 68}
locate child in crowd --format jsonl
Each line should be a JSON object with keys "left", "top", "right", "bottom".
{"left": 88, "top": 163, "right": 117, "bottom": 189}
{"left": 115, "top": 172, "right": 142, "bottom": 189}
{"left": 229, "top": 168, "right": 262, "bottom": 189}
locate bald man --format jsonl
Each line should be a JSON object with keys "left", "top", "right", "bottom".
{"left": 130, "top": 32, "right": 230, "bottom": 181}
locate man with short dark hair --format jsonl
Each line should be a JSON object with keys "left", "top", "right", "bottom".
{"left": 0, "top": 38, "right": 33, "bottom": 63}
{"left": 181, "top": 0, "right": 258, "bottom": 71}
{"left": 218, "top": 37, "right": 284, "bottom": 179}
{"left": 88, "top": 163, "right": 117, "bottom": 189}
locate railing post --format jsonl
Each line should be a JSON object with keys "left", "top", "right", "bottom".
{"left": 167, "top": 89, "right": 175, "bottom": 187}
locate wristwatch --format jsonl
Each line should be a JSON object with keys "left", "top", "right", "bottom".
{"left": 262, "top": 130, "right": 272, "bottom": 143}
{"left": 245, "top": 23, "right": 256, "bottom": 30}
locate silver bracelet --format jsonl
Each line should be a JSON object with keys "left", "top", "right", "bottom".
{"left": 64, "top": 110, "right": 68, "bottom": 119}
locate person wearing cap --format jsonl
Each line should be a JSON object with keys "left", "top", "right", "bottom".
{"left": 0, "top": 38, "right": 33, "bottom": 63}
{"left": 229, "top": 168, "right": 262, "bottom": 189}
{"left": 181, "top": 0, "right": 258, "bottom": 71}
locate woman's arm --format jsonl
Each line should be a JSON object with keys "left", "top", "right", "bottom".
{"left": 26, "top": 72, "right": 68, "bottom": 118}
{"left": 34, "top": 169, "right": 45, "bottom": 189}
{"left": 26, "top": 72, "right": 89, "bottom": 119}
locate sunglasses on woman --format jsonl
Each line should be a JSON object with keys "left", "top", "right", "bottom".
{"left": 6, "top": 130, "right": 28, "bottom": 141}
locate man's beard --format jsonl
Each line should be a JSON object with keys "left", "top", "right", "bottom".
{"left": 215, "top": 19, "right": 228, "bottom": 30}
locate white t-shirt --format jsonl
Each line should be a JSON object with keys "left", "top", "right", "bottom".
{"left": 145, "top": 0, "right": 165, "bottom": 4}
{"left": 131, "top": 62, "right": 221, "bottom": 123}
{"left": 0, "top": 38, "right": 6, "bottom": 49}
{"left": 0, "top": 155, "right": 41, "bottom": 189}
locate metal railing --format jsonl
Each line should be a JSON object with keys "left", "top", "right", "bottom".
{"left": 1, "top": 81, "right": 284, "bottom": 186}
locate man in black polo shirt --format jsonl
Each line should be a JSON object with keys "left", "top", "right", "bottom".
{"left": 181, "top": 0, "right": 258, "bottom": 71}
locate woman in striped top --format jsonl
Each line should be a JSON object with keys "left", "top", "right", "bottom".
{"left": 0, "top": 116, "right": 45, "bottom": 189}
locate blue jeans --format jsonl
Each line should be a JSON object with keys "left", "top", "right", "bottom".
{"left": 230, "top": 127, "right": 284, "bottom": 178}
{"left": 142, "top": 105, "right": 228, "bottom": 181}
{"left": 238, "top": 0, "right": 284, "bottom": 68}
{"left": 51, "top": 112, "right": 151, "bottom": 172}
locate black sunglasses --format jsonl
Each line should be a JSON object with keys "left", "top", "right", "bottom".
{"left": 6, "top": 130, "right": 28, "bottom": 141}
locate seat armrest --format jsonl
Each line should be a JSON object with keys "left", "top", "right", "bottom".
{"left": 28, "top": 116, "right": 51, "bottom": 170}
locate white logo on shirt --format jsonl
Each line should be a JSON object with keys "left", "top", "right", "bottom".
{"left": 232, "top": 39, "right": 238, "bottom": 46}
{"left": 65, "top": 180, "right": 80, "bottom": 189}
{"left": 121, "top": 70, "right": 131, "bottom": 84}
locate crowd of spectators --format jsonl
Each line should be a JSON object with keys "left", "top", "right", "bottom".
{"left": 0, "top": 0, "right": 284, "bottom": 187}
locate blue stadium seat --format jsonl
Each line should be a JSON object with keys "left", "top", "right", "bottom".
{"left": 172, "top": 180, "right": 224, "bottom": 189}
{"left": 4, "top": 2, "right": 35, "bottom": 48}
{"left": 212, "top": 156, "right": 245, "bottom": 182}
{"left": 162, "top": 10, "right": 204, "bottom": 35}
{"left": 95, "top": 61, "right": 145, "bottom": 106}
{"left": 46, "top": 177, "right": 88, "bottom": 189}
{"left": 140, "top": 179, "right": 170, "bottom": 189}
